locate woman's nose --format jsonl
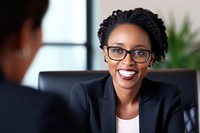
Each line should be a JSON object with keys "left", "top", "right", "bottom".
{"left": 121, "top": 53, "right": 135, "bottom": 65}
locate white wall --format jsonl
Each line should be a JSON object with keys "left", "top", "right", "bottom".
{"left": 99, "top": 0, "right": 200, "bottom": 31}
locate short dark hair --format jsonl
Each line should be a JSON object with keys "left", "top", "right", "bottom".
{"left": 97, "top": 8, "right": 168, "bottom": 63}
{"left": 0, "top": 0, "right": 49, "bottom": 45}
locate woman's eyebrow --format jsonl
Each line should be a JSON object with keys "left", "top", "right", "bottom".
{"left": 133, "top": 44, "right": 149, "bottom": 49}
{"left": 109, "top": 42, "right": 124, "bottom": 46}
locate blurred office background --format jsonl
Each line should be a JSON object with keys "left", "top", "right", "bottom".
{"left": 22, "top": 0, "right": 200, "bottom": 88}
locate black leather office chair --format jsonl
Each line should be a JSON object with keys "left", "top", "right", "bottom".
{"left": 38, "top": 69, "right": 198, "bottom": 133}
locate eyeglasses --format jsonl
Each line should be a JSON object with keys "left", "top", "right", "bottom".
{"left": 106, "top": 46, "right": 151, "bottom": 63}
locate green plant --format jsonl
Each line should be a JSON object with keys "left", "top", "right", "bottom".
{"left": 153, "top": 16, "right": 200, "bottom": 71}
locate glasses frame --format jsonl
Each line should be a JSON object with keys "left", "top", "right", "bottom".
{"left": 106, "top": 46, "right": 151, "bottom": 63}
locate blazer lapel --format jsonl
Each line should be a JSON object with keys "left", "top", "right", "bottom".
{"left": 98, "top": 76, "right": 116, "bottom": 133}
{"left": 139, "top": 78, "right": 157, "bottom": 133}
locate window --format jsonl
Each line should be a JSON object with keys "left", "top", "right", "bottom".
{"left": 43, "top": 0, "right": 86, "bottom": 43}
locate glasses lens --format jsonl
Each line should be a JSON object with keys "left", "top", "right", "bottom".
{"left": 131, "top": 50, "right": 150, "bottom": 63}
{"left": 108, "top": 47, "right": 125, "bottom": 61}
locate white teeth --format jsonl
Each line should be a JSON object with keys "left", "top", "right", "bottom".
{"left": 119, "top": 70, "right": 136, "bottom": 77}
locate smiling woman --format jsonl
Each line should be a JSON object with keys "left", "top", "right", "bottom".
{"left": 69, "top": 8, "right": 185, "bottom": 133}
{"left": 104, "top": 23, "right": 153, "bottom": 93}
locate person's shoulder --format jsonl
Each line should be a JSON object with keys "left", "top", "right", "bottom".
{"left": 0, "top": 82, "right": 63, "bottom": 106}
{"left": 0, "top": 82, "right": 71, "bottom": 133}
{"left": 0, "top": 82, "right": 39, "bottom": 96}
{"left": 142, "top": 78, "right": 181, "bottom": 96}
{"left": 143, "top": 78, "right": 178, "bottom": 89}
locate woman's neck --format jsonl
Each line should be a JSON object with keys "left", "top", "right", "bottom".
{"left": 114, "top": 83, "right": 140, "bottom": 119}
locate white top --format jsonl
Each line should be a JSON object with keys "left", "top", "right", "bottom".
{"left": 116, "top": 115, "right": 139, "bottom": 133}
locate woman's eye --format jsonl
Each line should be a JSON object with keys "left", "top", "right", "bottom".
{"left": 111, "top": 48, "right": 123, "bottom": 54}
{"left": 134, "top": 50, "right": 145, "bottom": 56}
{"left": 136, "top": 51, "right": 144, "bottom": 55}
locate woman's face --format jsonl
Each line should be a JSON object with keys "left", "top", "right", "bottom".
{"left": 103, "top": 23, "right": 154, "bottom": 90}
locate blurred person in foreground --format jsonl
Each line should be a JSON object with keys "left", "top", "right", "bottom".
{"left": 69, "top": 8, "right": 184, "bottom": 133}
{"left": 0, "top": 0, "right": 70, "bottom": 133}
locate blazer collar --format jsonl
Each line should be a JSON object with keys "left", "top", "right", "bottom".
{"left": 139, "top": 78, "right": 152, "bottom": 105}
{"left": 98, "top": 76, "right": 116, "bottom": 133}
{"left": 139, "top": 78, "right": 156, "bottom": 133}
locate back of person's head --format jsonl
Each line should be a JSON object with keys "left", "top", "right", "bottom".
{"left": 0, "top": 0, "right": 49, "bottom": 45}
{"left": 0, "top": 0, "right": 49, "bottom": 83}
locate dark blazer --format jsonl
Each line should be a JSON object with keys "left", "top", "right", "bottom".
{"left": 69, "top": 74, "right": 185, "bottom": 133}
{"left": 0, "top": 73, "right": 71, "bottom": 133}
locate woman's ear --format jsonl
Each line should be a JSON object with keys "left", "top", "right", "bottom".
{"left": 149, "top": 52, "right": 155, "bottom": 67}
{"left": 103, "top": 46, "right": 108, "bottom": 63}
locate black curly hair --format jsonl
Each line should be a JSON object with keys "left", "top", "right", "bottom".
{"left": 97, "top": 8, "right": 168, "bottom": 63}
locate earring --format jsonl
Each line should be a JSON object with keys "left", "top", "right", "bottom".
{"left": 104, "top": 56, "right": 107, "bottom": 63}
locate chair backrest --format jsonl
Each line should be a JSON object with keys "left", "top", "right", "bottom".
{"left": 39, "top": 71, "right": 109, "bottom": 103}
{"left": 38, "top": 69, "right": 198, "bottom": 133}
